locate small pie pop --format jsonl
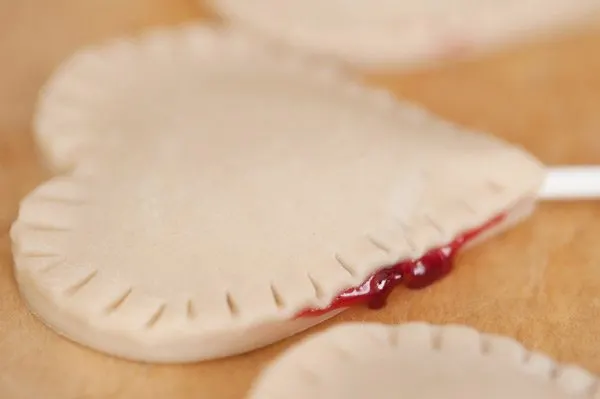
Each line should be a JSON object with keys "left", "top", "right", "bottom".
{"left": 16, "top": 25, "right": 544, "bottom": 363}
{"left": 247, "top": 322, "right": 599, "bottom": 399}
{"left": 208, "top": 0, "right": 600, "bottom": 69}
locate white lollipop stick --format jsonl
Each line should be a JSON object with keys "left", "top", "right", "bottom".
{"left": 539, "top": 166, "right": 600, "bottom": 200}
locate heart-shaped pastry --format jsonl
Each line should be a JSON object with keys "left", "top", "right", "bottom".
{"left": 14, "top": 26, "right": 544, "bottom": 362}
{"left": 248, "top": 322, "right": 599, "bottom": 399}
{"left": 208, "top": 0, "right": 600, "bottom": 68}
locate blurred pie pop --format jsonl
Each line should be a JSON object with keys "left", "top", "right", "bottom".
{"left": 248, "top": 323, "right": 599, "bottom": 399}
{"left": 208, "top": 0, "right": 600, "bottom": 69}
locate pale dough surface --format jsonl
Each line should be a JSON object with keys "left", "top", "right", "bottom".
{"left": 2, "top": 2, "right": 600, "bottom": 398}
{"left": 14, "top": 25, "right": 543, "bottom": 362}
{"left": 248, "top": 322, "right": 599, "bottom": 399}
{"left": 209, "top": 0, "right": 600, "bottom": 68}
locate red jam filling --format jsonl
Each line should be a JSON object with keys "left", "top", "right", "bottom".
{"left": 298, "top": 214, "right": 505, "bottom": 318}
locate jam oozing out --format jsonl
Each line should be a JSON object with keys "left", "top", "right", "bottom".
{"left": 298, "top": 214, "right": 505, "bottom": 318}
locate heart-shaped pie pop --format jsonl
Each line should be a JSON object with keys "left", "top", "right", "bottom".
{"left": 209, "top": 0, "right": 600, "bottom": 69}
{"left": 14, "top": 26, "right": 544, "bottom": 363}
{"left": 247, "top": 323, "right": 599, "bottom": 399}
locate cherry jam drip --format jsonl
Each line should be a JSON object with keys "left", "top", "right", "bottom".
{"left": 298, "top": 214, "right": 505, "bottom": 318}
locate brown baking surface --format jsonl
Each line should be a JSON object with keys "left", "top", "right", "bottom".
{"left": 2, "top": 1, "right": 600, "bottom": 398}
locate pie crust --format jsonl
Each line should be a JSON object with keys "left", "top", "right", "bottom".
{"left": 209, "top": 0, "right": 600, "bottom": 68}
{"left": 16, "top": 25, "right": 545, "bottom": 362}
{"left": 247, "top": 322, "right": 599, "bottom": 399}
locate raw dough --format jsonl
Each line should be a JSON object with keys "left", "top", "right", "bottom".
{"left": 15, "top": 25, "right": 544, "bottom": 363}
{"left": 247, "top": 322, "right": 599, "bottom": 398}
{"left": 208, "top": 0, "right": 600, "bottom": 69}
